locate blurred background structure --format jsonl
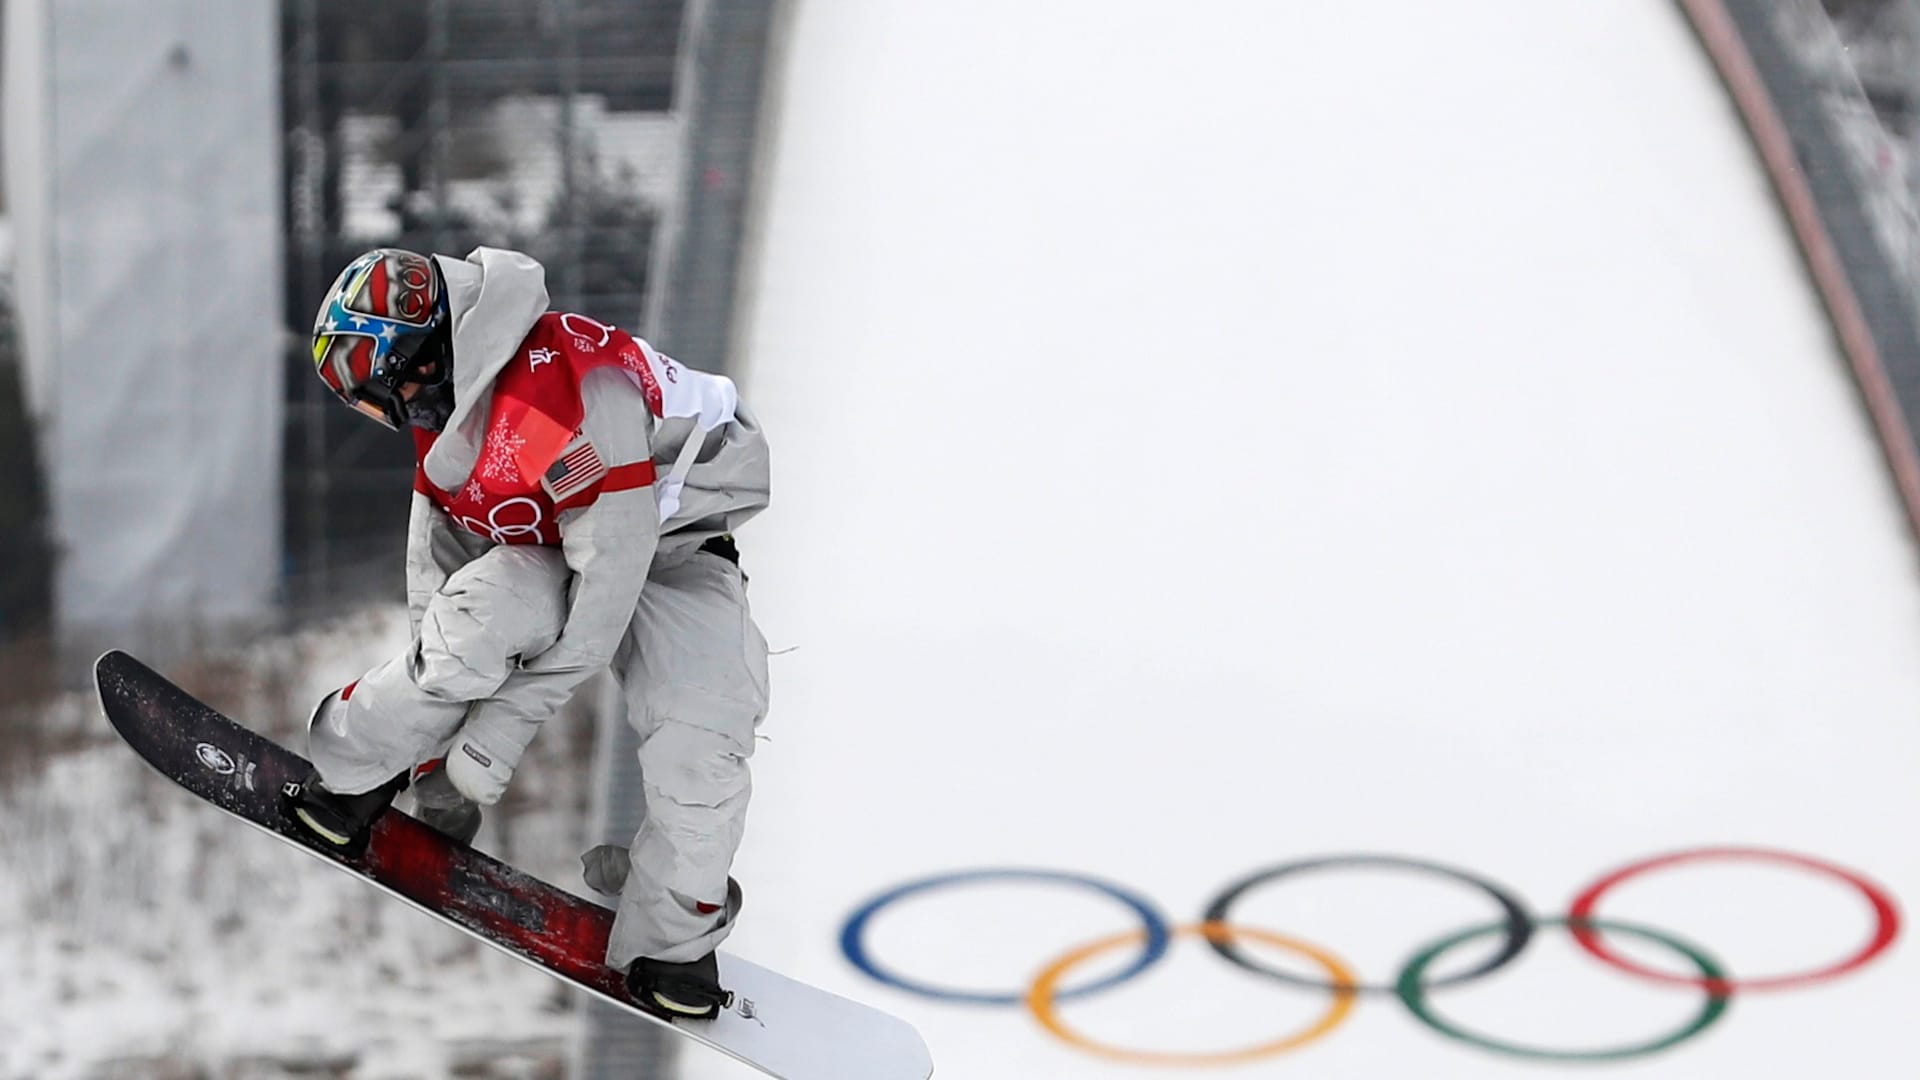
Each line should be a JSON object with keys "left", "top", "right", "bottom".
{"left": 5, "top": 0, "right": 283, "bottom": 669}
{"left": 1712, "top": 0, "right": 1920, "bottom": 529}
{"left": 278, "top": 0, "right": 684, "bottom": 618}
{"left": 567, "top": 1, "right": 777, "bottom": 1077}
{"left": 2, "top": 0, "right": 1913, "bottom": 665}
{"left": 4, "top": 1, "right": 1920, "bottom": 1078}
{"left": 1823, "top": 0, "right": 1920, "bottom": 259}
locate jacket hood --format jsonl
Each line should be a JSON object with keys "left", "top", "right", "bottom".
{"left": 424, "top": 248, "right": 550, "bottom": 491}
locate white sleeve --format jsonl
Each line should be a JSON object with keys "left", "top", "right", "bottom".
{"left": 405, "top": 490, "right": 467, "bottom": 640}
{"left": 455, "top": 369, "right": 659, "bottom": 768}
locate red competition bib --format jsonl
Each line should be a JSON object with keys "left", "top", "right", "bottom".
{"left": 413, "top": 313, "right": 662, "bottom": 546}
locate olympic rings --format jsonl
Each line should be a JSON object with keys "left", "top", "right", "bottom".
{"left": 454, "top": 497, "right": 545, "bottom": 545}
{"left": 1027, "top": 923, "right": 1357, "bottom": 1067}
{"left": 1567, "top": 847, "right": 1902, "bottom": 994}
{"left": 1202, "top": 854, "right": 1534, "bottom": 995}
{"left": 839, "top": 869, "right": 1172, "bottom": 1005}
{"left": 839, "top": 847, "right": 1900, "bottom": 1065}
{"left": 1397, "top": 916, "right": 1731, "bottom": 1062}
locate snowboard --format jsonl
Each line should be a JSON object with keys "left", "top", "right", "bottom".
{"left": 94, "top": 649, "right": 934, "bottom": 1080}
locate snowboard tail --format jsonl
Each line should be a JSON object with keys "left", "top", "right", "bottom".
{"left": 94, "top": 650, "right": 933, "bottom": 1080}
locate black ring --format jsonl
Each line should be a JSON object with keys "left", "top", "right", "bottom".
{"left": 1200, "top": 854, "right": 1535, "bottom": 995}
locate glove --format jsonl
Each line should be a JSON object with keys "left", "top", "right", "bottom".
{"left": 445, "top": 733, "right": 514, "bottom": 806}
{"left": 581, "top": 844, "right": 632, "bottom": 896}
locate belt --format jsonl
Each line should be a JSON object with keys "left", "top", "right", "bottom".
{"left": 697, "top": 533, "right": 740, "bottom": 566}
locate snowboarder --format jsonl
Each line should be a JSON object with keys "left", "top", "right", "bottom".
{"left": 290, "top": 246, "right": 771, "bottom": 1020}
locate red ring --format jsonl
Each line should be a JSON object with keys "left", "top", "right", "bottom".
{"left": 1568, "top": 847, "right": 1900, "bottom": 994}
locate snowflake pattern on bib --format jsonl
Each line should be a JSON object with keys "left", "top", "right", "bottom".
{"left": 411, "top": 312, "right": 674, "bottom": 548}
{"left": 480, "top": 425, "right": 529, "bottom": 485}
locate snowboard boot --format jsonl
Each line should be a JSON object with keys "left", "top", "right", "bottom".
{"left": 626, "top": 951, "right": 731, "bottom": 1020}
{"left": 410, "top": 764, "right": 482, "bottom": 845}
{"left": 623, "top": 877, "right": 744, "bottom": 1020}
{"left": 288, "top": 769, "right": 407, "bottom": 851}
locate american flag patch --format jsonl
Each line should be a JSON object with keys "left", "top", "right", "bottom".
{"left": 541, "top": 437, "right": 610, "bottom": 503}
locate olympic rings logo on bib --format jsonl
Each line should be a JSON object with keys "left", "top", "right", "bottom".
{"left": 839, "top": 847, "right": 1900, "bottom": 1065}
{"left": 559, "top": 312, "right": 613, "bottom": 350}
{"left": 455, "top": 497, "right": 546, "bottom": 545}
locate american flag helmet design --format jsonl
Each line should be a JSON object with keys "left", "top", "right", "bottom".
{"left": 311, "top": 248, "right": 447, "bottom": 422}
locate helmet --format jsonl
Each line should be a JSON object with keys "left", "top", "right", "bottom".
{"left": 311, "top": 248, "right": 453, "bottom": 430}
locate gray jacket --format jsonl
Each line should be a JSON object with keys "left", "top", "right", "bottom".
{"left": 406, "top": 247, "right": 771, "bottom": 770}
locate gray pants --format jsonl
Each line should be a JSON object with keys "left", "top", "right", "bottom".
{"left": 307, "top": 542, "right": 769, "bottom": 966}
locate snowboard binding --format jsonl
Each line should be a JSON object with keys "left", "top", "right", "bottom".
{"left": 628, "top": 952, "right": 733, "bottom": 1021}
{"left": 285, "top": 769, "right": 407, "bottom": 857}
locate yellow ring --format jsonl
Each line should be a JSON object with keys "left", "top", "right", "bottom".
{"left": 1025, "top": 922, "right": 1358, "bottom": 1067}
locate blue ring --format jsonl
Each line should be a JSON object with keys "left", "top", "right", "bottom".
{"left": 839, "top": 869, "right": 1173, "bottom": 1005}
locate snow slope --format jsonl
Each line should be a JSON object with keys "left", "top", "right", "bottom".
{"left": 701, "top": 1, "right": 1920, "bottom": 1078}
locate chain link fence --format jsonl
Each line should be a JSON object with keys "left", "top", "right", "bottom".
{"left": 280, "top": 4, "right": 690, "bottom": 1074}
{"left": 278, "top": 3, "right": 781, "bottom": 1075}
{"left": 279, "top": 0, "right": 685, "bottom": 616}
{"left": 1782, "top": 0, "right": 1920, "bottom": 291}
{"left": 1686, "top": 0, "right": 1920, "bottom": 537}
{"left": 575, "top": 3, "right": 782, "bottom": 1075}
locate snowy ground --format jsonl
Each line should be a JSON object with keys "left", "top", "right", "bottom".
{"left": 0, "top": 609, "right": 599, "bottom": 1080}
{"left": 692, "top": 1, "right": 1920, "bottom": 1079}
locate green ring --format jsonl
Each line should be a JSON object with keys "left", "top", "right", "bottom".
{"left": 1395, "top": 916, "right": 1731, "bottom": 1062}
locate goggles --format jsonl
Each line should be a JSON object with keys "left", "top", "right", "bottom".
{"left": 340, "top": 323, "right": 446, "bottom": 430}
{"left": 345, "top": 377, "right": 408, "bottom": 430}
